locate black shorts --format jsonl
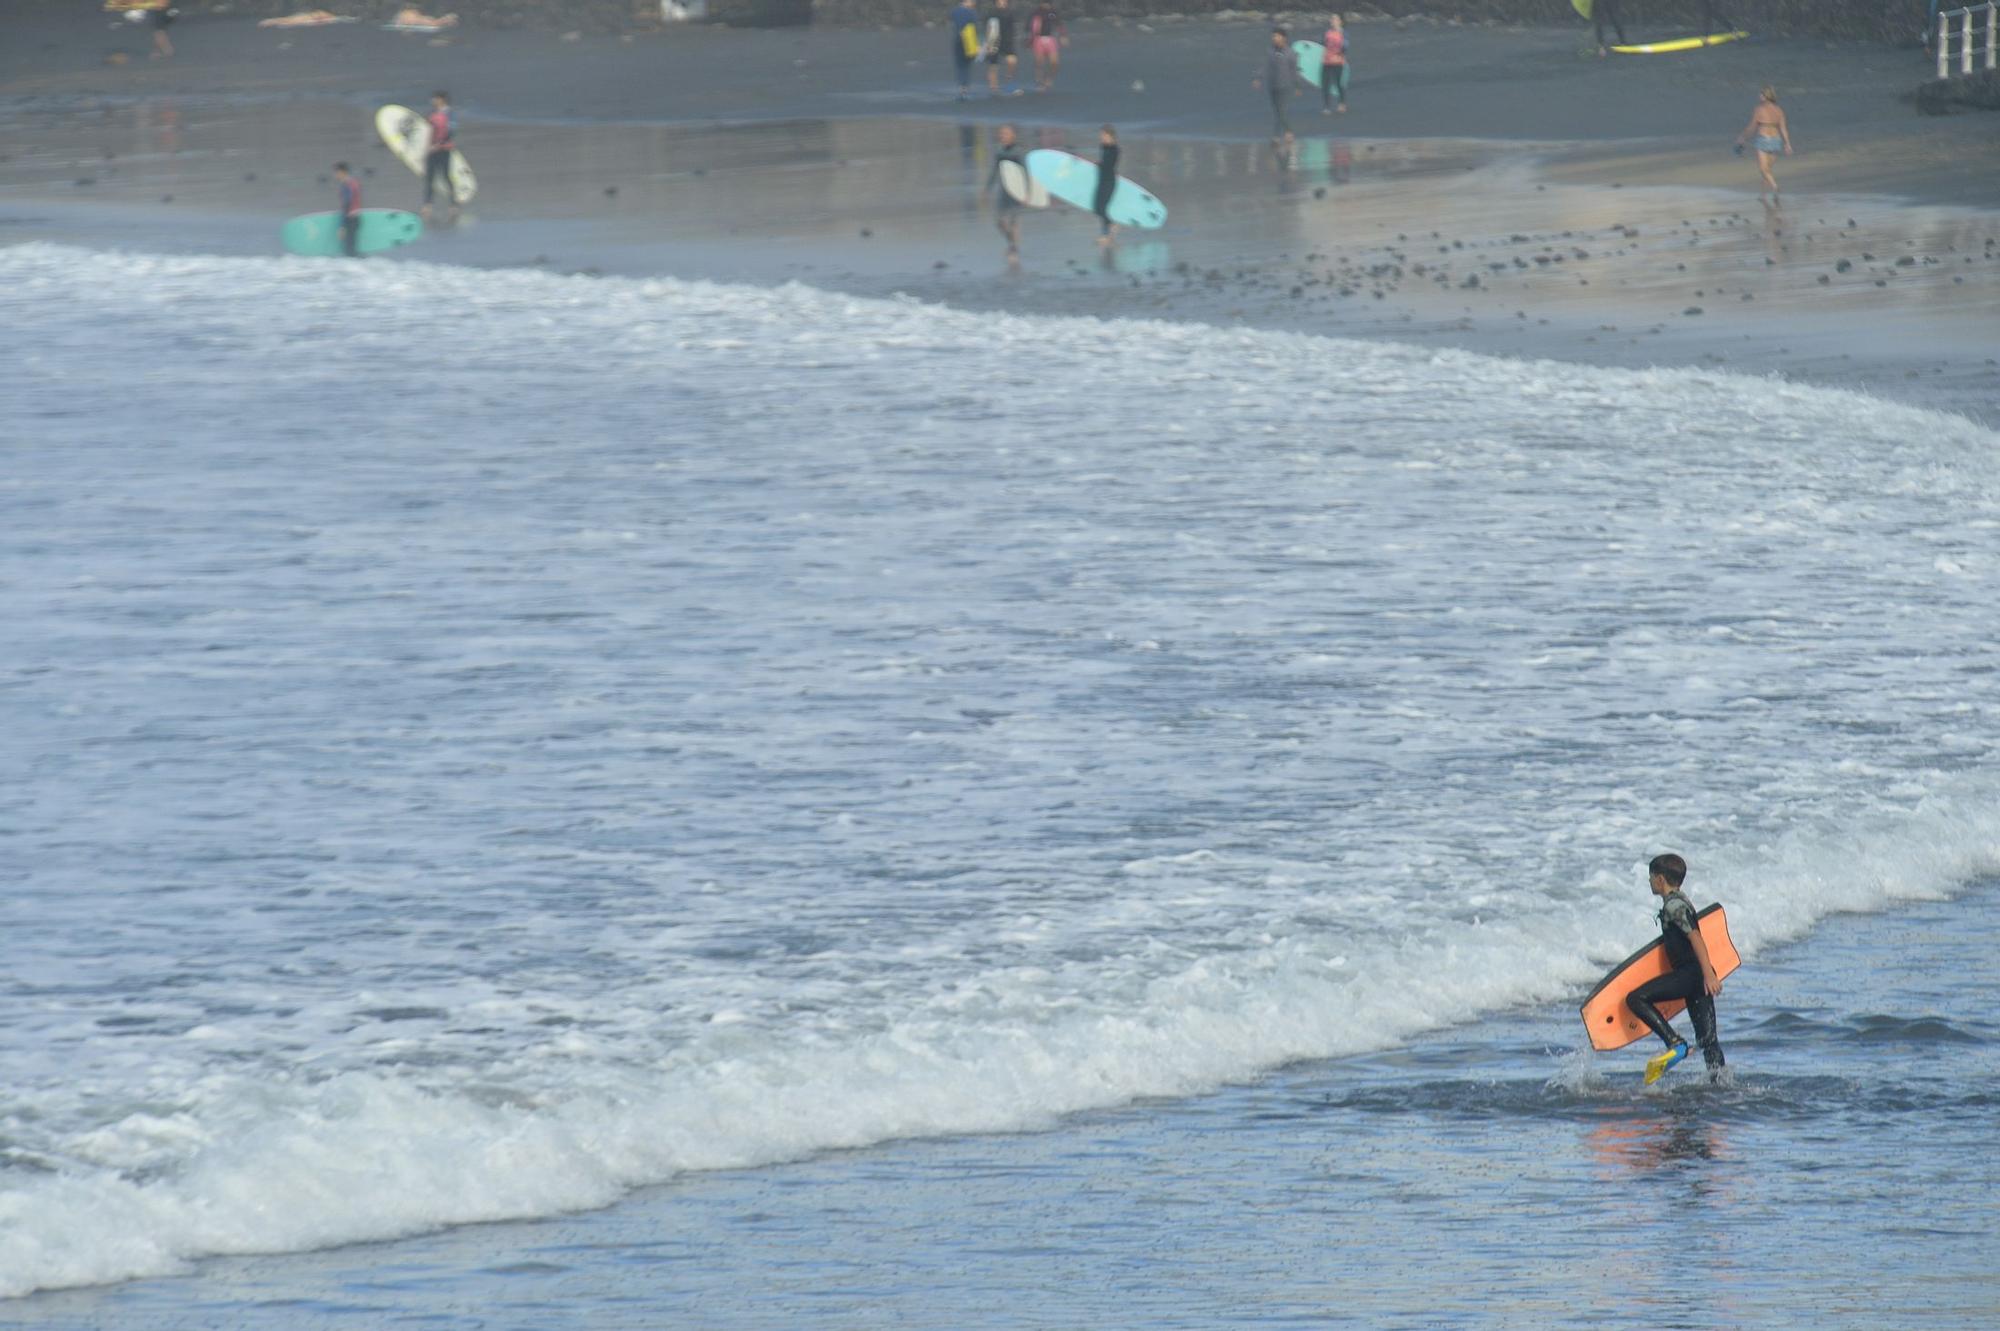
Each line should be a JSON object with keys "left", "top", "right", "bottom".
{"left": 988, "top": 40, "right": 1015, "bottom": 63}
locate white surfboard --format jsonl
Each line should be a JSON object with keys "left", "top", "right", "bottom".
{"left": 375, "top": 104, "right": 478, "bottom": 205}
{"left": 998, "top": 160, "right": 1049, "bottom": 208}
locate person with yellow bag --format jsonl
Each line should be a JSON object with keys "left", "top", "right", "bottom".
{"left": 949, "top": 1, "right": 980, "bottom": 101}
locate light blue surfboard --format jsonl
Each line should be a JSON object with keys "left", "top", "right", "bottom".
{"left": 1291, "top": 39, "right": 1326, "bottom": 85}
{"left": 280, "top": 208, "right": 424, "bottom": 257}
{"left": 1024, "top": 149, "right": 1168, "bottom": 230}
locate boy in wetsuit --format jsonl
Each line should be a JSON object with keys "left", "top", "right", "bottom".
{"left": 334, "top": 162, "right": 362, "bottom": 258}
{"left": 1626, "top": 853, "right": 1726, "bottom": 1082}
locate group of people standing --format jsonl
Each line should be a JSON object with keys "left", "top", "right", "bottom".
{"left": 950, "top": 0, "right": 1070, "bottom": 99}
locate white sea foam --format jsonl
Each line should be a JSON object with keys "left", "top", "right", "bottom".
{"left": 3, "top": 244, "right": 1999, "bottom": 1297}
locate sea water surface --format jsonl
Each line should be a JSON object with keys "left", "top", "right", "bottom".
{"left": 3, "top": 244, "right": 1998, "bottom": 1326}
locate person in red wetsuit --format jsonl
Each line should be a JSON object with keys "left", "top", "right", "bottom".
{"left": 421, "top": 90, "right": 459, "bottom": 223}
{"left": 334, "top": 161, "right": 362, "bottom": 257}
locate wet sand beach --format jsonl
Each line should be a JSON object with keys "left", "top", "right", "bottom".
{"left": 4, "top": 14, "right": 1998, "bottom": 418}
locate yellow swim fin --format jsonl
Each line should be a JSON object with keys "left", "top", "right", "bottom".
{"left": 1643, "top": 1044, "right": 1690, "bottom": 1085}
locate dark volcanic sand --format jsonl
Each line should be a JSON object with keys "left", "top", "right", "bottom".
{"left": 4, "top": 14, "right": 1997, "bottom": 418}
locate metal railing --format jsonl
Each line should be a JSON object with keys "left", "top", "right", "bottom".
{"left": 1937, "top": 3, "right": 1999, "bottom": 79}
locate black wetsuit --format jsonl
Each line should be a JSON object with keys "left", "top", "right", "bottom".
{"left": 986, "top": 141, "right": 1027, "bottom": 213}
{"left": 1625, "top": 890, "right": 1725, "bottom": 1071}
{"left": 1594, "top": 0, "right": 1626, "bottom": 48}
{"left": 988, "top": 11, "right": 1017, "bottom": 62}
{"left": 1092, "top": 143, "right": 1118, "bottom": 234}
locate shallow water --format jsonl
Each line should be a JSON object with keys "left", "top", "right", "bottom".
{"left": 3, "top": 245, "right": 1999, "bottom": 1318}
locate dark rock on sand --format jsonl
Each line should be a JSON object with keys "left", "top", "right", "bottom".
{"left": 1914, "top": 69, "right": 2000, "bottom": 116}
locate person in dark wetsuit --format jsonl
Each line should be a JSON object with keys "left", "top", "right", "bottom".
{"left": 1092, "top": 124, "right": 1119, "bottom": 245}
{"left": 420, "top": 90, "right": 459, "bottom": 223}
{"left": 984, "top": 122, "right": 1027, "bottom": 266}
{"left": 334, "top": 161, "right": 362, "bottom": 258}
{"left": 1593, "top": 0, "right": 1627, "bottom": 56}
{"left": 986, "top": 0, "right": 1021, "bottom": 96}
{"left": 1625, "top": 853, "right": 1725, "bottom": 1080}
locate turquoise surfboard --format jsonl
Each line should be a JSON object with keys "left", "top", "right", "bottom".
{"left": 1023, "top": 149, "right": 1167, "bottom": 230}
{"left": 1291, "top": 39, "right": 1326, "bottom": 86}
{"left": 281, "top": 208, "right": 423, "bottom": 257}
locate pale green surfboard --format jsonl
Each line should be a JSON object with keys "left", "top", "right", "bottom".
{"left": 1291, "top": 39, "right": 1326, "bottom": 86}
{"left": 1023, "top": 149, "right": 1167, "bottom": 230}
{"left": 281, "top": 209, "right": 424, "bottom": 257}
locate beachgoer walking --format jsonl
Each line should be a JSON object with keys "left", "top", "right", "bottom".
{"left": 1029, "top": 2, "right": 1068, "bottom": 93}
{"left": 1092, "top": 125, "right": 1119, "bottom": 246}
{"left": 986, "top": 0, "right": 1022, "bottom": 96}
{"left": 1252, "top": 28, "right": 1297, "bottom": 150}
{"left": 1594, "top": 0, "right": 1626, "bottom": 56}
{"left": 1734, "top": 85, "right": 1791, "bottom": 198}
{"left": 985, "top": 122, "right": 1028, "bottom": 265}
{"left": 949, "top": 0, "right": 979, "bottom": 101}
{"left": 1320, "top": 14, "right": 1349, "bottom": 114}
{"left": 148, "top": 3, "right": 177, "bottom": 59}
{"left": 420, "top": 91, "right": 459, "bottom": 223}
{"left": 334, "top": 162, "right": 362, "bottom": 258}
{"left": 1626, "top": 854, "right": 1727, "bottom": 1083}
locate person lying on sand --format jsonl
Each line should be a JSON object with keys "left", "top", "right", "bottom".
{"left": 257, "top": 11, "right": 357, "bottom": 26}
{"left": 389, "top": 8, "right": 459, "bottom": 29}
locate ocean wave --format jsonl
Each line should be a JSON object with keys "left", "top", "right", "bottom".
{"left": 4, "top": 243, "right": 2000, "bottom": 1296}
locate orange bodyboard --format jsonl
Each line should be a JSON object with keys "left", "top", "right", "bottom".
{"left": 1579, "top": 903, "right": 1740, "bottom": 1051}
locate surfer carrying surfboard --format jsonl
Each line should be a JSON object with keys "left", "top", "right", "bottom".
{"left": 1092, "top": 126, "right": 1119, "bottom": 246}
{"left": 985, "top": 123, "right": 1027, "bottom": 266}
{"left": 1629, "top": 854, "right": 1726, "bottom": 1083}
{"left": 420, "top": 91, "right": 460, "bottom": 223}
{"left": 1319, "top": 15, "right": 1348, "bottom": 114}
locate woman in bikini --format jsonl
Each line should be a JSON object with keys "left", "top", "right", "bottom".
{"left": 1735, "top": 85, "right": 1792, "bottom": 199}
